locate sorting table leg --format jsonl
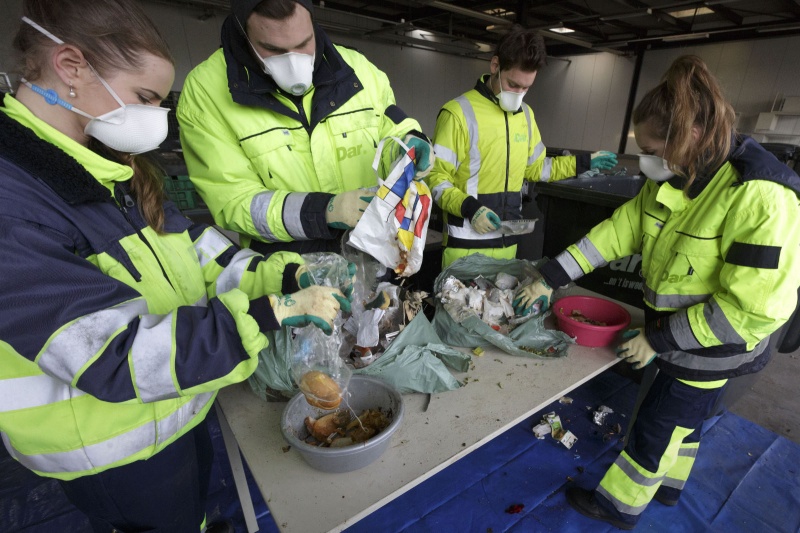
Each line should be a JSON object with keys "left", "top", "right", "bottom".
{"left": 215, "top": 402, "right": 259, "bottom": 533}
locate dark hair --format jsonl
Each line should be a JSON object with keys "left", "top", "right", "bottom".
{"left": 494, "top": 25, "right": 547, "bottom": 72}
{"left": 633, "top": 55, "right": 736, "bottom": 192}
{"left": 252, "top": 0, "right": 306, "bottom": 21}
{"left": 13, "top": 0, "right": 173, "bottom": 232}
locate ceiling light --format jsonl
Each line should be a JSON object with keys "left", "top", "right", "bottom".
{"left": 662, "top": 32, "right": 710, "bottom": 42}
{"left": 667, "top": 7, "right": 713, "bottom": 18}
{"left": 550, "top": 27, "right": 575, "bottom": 34}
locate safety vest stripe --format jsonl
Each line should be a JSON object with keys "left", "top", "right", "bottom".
{"left": 643, "top": 285, "right": 710, "bottom": 308}
{"left": 661, "top": 475, "right": 687, "bottom": 490}
{"left": 576, "top": 236, "right": 607, "bottom": 269}
{"left": 194, "top": 227, "right": 233, "bottom": 268}
{"left": 703, "top": 298, "right": 747, "bottom": 345}
{"left": 0, "top": 374, "right": 86, "bottom": 411}
{"left": 669, "top": 310, "right": 704, "bottom": 350}
{"left": 216, "top": 249, "right": 260, "bottom": 295}
{"left": 555, "top": 250, "right": 585, "bottom": 281}
{"left": 38, "top": 299, "right": 149, "bottom": 384}
{"left": 131, "top": 312, "right": 177, "bottom": 402}
{"left": 250, "top": 191, "right": 279, "bottom": 242}
{"left": 3, "top": 392, "right": 214, "bottom": 475}
{"left": 540, "top": 157, "right": 554, "bottom": 182}
{"left": 529, "top": 141, "right": 545, "bottom": 166}
{"left": 455, "top": 96, "right": 481, "bottom": 198}
{"left": 433, "top": 143, "right": 460, "bottom": 170}
{"left": 431, "top": 181, "right": 453, "bottom": 203}
{"left": 595, "top": 485, "right": 649, "bottom": 516}
{"left": 661, "top": 337, "right": 768, "bottom": 371}
{"left": 282, "top": 192, "right": 310, "bottom": 240}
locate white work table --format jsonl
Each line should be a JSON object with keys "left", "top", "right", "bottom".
{"left": 216, "top": 288, "right": 643, "bottom": 533}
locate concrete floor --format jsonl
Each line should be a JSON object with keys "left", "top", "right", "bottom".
{"left": 728, "top": 344, "right": 800, "bottom": 445}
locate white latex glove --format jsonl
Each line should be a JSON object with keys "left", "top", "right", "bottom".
{"left": 471, "top": 206, "right": 501, "bottom": 234}
{"left": 269, "top": 286, "right": 350, "bottom": 335}
{"left": 512, "top": 278, "right": 553, "bottom": 316}
{"left": 615, "top": 328, "right": 658, "bottom": 370}
{"left": 325, "top": 189, "right": 376, "bottom": 229}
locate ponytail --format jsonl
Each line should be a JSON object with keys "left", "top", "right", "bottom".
{"left": 633, "top": 55, "right": 736, "bottom": 192}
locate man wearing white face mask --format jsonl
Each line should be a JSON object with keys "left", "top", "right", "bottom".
{"left": 178, "top": 0, "right": 433, "bottom": 256}
{"left": 426, "top": 25, "right": 618, "bottom": 268}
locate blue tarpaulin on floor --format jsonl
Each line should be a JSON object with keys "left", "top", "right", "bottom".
{"left": 2, "top": 369, "right": 798, "bottom": 532}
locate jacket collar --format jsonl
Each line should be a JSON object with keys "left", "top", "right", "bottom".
{"left": 220, "top": 15, "right": 361, "bottom": 128}
{"left": 0, "top": 97, "right": 111, "bottom": 205}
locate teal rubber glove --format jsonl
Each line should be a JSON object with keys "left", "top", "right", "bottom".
{"left": 325, "top": 189, "right": 376, "bottom": 230}
{"left": 590, "top": 151, "right": 618, "bottom": 171}
{"left": 269, "top": 286, "right": 350, "bottom": 335}
{"left": 404, "top": 133, "right": 435, "bottom": 177}
{"left": 471, "top": 206, "right": 501, "bottom": 234}
{"left": 615, "top": 328, "right": 658, "bottom": 370}
{"left": 513, "top": 278, "right": 553, "bottom": 316}
{"left": 296, "top": 261, "right": 357, "bottom": 299}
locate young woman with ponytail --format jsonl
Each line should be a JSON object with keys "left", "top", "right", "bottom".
{"left": 0, "top": 1, "right": 350, "bottom": 531}
{"left": 525, "top": 55, "right": 800, "bottom": 529}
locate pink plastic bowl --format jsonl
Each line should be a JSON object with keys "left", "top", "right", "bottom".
{"left": 554, "top": 295, "right": 631, "bottom": 347}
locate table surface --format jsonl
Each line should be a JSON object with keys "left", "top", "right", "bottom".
{"left": 217, "top": 287, "right": 643, "bottom": 533}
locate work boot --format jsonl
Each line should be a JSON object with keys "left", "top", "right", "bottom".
{"left": 205, "top": 520, "right": 234, "bottom": 533}
{"left": 653, "top": 485, "right": 680, "bottom": 506}
{"left": 566, "top": 487, "right": 636, "bottom": 530}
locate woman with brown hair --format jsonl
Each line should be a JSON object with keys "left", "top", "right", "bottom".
{"left": 522, "top": 55, "right": 800, "bottom": 529}
{"left": 0, "top": 1, "right": 349, "bottom": 531}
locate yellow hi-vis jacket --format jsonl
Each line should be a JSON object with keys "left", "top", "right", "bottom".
{"left": 0, "top": 95, "right": 299, "bottom": 480}
{"left": 540, "top": 135, "right": 800, "bottom": 381}
{"left": 177, "top": 18, "right": 421, "bottom": 254}
{"left": 426, "top": 75, "right": 590, "bottom": 259}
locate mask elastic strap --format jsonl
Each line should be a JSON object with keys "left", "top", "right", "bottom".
{"left": 20, "top": 78, "right": 94, "bottom": 120}
{"left": 21, "top": 16, "right": 63, "bottom": 44}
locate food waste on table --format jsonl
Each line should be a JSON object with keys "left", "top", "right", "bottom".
{"left": 303, "top": 408, "right": 392, "bottom": 448}
{"left": 437, "top": 273, "right": 535, "bottom": 334}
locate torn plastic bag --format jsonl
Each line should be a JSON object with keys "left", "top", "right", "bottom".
{"left": 348, "top": 136, "right": 432, "bottom": 276}
{"left": 432, "top": 254, "right": 574, "bottom": 358}
{"left": 355, "top": 313, "right": 470, "bottom": 393}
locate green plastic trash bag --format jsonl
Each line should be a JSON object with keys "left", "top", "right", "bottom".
{"left": 431, "top": 254, "right": 574, "bottom": 358}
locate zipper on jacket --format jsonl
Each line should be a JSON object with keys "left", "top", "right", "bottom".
{"left": 114, "top": 185, "right": 175, "bottom": 291}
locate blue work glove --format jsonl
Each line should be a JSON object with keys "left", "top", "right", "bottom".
{"left": 296, "top": 261, "right": 357, "bottom": 300}
{"left": 404, "top": 133, "right": 435, "bottom": 178}
{"left": 615, "top": 328, "right": 657, "bottom": 370}
{"left": 269, "top": 286, "right": 350, "bottom": 335}
{"left": 513, "top": 278, "right": 553, "bottom": 316}
{"left": 471, "top": 206, "right": 501, "bottom": 234}
{"left": 325, "top": 189, "right": 375, "bottom": 230}
{"left": 590, "top": 151, "right": 618, "bottom": 171}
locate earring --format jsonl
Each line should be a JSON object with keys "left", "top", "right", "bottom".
{"left": 68, "top": 83, "right": 76, "bottom": 98}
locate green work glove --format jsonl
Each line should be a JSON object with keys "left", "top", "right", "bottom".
{"left": 269, "top": 286, "right": 351, "bottom": 335}
{"left": 296, "top": 261, "right": 357, "bottom": 299}
{"left": 512, "top": 278, "right": 553, "bottom": 316}
{"left": 404, "top": 133, "right": 435, "bottom": 177}
{"left": 590, "top": 151, "right": 618, "bottom": 170}
{"left": 325, "top": 189, "right": 376, "bottom": 230}
{"left": 615, "top": 328, "right": 658, "bottom": 370}
{"left": 471, "top": 206, "right": 501, "bottom": 234}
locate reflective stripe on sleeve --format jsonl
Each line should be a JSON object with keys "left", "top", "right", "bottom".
{"left": 282, "top": 192, "right": 309, "bottom": 240}
{"left": 2, "top": 392, "right": 214, "bottom": 475}
{"left": 431, "top": 181, "right": 453, "bottom": 203}
{"left": 38, "top": 299, "right": 149, "bottom": 384}
{"left": 540, "top": 157, "right": 554, "bottom": 182}
{"left": 529, "top": 141, "right": 545, "bottom": 166}
{"left": 131, "top": 312, "right": 177, "bottom": 402}
{"left": 215, "top": 249, "right": 260, "bottom": 294}
{"left": 250, "top": 191, "right": 279, "bottom": 242}
{"left": 0, "top": 374, "right": 85, "bottom": 411}
{"left": 703, "top": 298, "right": 747, "bottom": 345}
{"left": 576, "top": 236, "right": 608, "bottom": 269}
{"left": 668, "top": 310, "right": 704, "bottom": 351}
{"left": 194, "top": 227, "right": 233, "bottom": 268}
{"left": 554, "top": 250, "right": 585, "bottom": 281}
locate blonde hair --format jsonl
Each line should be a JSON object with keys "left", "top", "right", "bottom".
{"left": 633, "top": 55, "right": 736, "bottom": 192}
{"left": 13, "top": 0, "right": 173, "bottom": 232}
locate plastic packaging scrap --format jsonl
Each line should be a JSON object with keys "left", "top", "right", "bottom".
{"left": 592, "top": 405, "right": 614, "bottom": 426}
{"left": 348, "top": 136, "right": 432, "bottom": 276}
{"left": 291, "top": 324, "right": 351, "bottom": 409}
{"left": 296, "top": 252, "right": 355, "bottom": 297}
{"left": 432, "top": 254, "right": 574, "bottom": 358}
{"left": 532, "top": 411, "right": 578, "bottom": 449}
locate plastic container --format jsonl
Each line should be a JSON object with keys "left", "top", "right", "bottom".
{"left": 280, "top": 375, "right": 404, "bottom": 473}
{"left": 554, "top": 295, "right": 631, "bottom": 347}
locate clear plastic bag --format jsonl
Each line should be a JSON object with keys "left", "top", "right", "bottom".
{"left": 291, "top": 324, "right": 352, "bottom": 408}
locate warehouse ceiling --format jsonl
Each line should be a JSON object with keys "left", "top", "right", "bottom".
{"left": 153, "top": 0, "right": 800, "bottom": 58}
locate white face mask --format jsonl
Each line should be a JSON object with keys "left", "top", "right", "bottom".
{"left": 21, "top": 17, "right": 169, "bottom": 154}
{"left": 260, "top": 52, "right": 315, "bottom": 96}
{"left": 494, "top": 71, "right": 526, "bottom": 112}
{"left": 638, "top": 154, "right": 675, "bottom": 182}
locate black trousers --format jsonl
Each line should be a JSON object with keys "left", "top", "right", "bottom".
{"left": 58, "top": 418, "right": 213, "bottom": 533}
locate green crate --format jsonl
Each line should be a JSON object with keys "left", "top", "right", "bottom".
{"left": 163, "top": 175, "right": 205, "bottom": 211}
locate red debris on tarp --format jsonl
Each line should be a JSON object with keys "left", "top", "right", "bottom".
{"left": 505, "top": 503, "right": 525, "bottom": 514}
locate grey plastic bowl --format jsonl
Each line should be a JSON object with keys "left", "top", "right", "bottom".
{"left": 280, "top": 375, "right": 405, "bottom": 473}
